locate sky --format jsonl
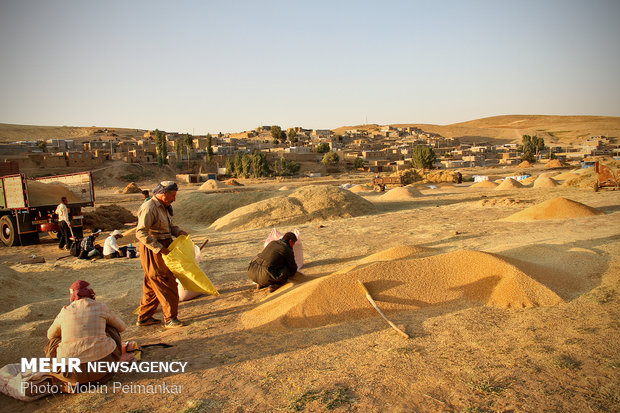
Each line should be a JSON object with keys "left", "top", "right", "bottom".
{"left": 1, "top": 0, "right": 619, "bottom": 135}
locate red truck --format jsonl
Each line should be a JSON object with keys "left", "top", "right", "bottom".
{"left": 0, "top": 172, "right": 95, "bottom": 246}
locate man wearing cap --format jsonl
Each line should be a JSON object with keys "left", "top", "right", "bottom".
{"left": 135, "top": 181, "right": 188, "bottom": 329}
{"left": 79, "top": 229, "right": 102, "bottom": 259}
{"left": 103, "top": 230, "right": 127, "bottom": 259}
{"left": 45, "top": 280, "right": 126, "bottom": 392}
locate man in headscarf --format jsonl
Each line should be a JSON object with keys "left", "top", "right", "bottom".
{"left": 248, "top": 232, "right": 298, "bottom": 293}
{"left": 135, "top": 181, "right": 188, "bottom": 329}
{"left": 45, "top": 280, "right": 126, "bottom": 392}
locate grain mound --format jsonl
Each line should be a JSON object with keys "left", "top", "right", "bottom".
{"left": 471, "top": 180, "right": 498, "bottom": 188}
{"left": 503, "top": 198, "right": 604, "bottom": 221}
{"left": 0, "top": 265, "right": 44, "bottom": 313}
{"left": 349, "top": 184, "right": 370, "bottom": 193}
{"left": 242, "top": 250, "right": 567, "bottom": 329}
{"left": 199, "top": 179, "right": 225, "bottom": 191}
{"left": 174, "top": 191, "right": 279, "bottom": 226}
{"left": 225, "top": 179, "right": 242, "bottom": 186}
{"left": 122, "top": 182, "right": 142, "bottom": 194}
{"left": 210, "top": 185, "right": 376, "bottom": 232}
{"left": 517, "top": 160, "right": 533, "bottom": 168}
{"left": 495, "top": 178, "right": 524, "bottom": 190}
{"left": 278, "top": 186, "right": 290, "bottom": 191}
{"left": 334, "top": 245, "right": 432, "bottom": 275}
{"left": 533, "top": 175, "right": 558, "bottom": 188}
{"left": 27, "top": 181, "right": 82, "bottom": 206}
{"left": 378, "top": 186, "right": 422, "bottom": 201}
{"left": 545, "top": 159, "right": 565, "bottom": 169}
{"left": 553, "top": 172, "right": 579, "bottom": 181}
{"left": 520, "top": 176, "right": 536, "bottom": 185}
{"left": 83, "top": 205, "right": 137, "bottom": 230}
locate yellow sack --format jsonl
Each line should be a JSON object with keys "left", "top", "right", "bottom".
{"left": 162, "top": 235, "right": 219, "bottom": 296}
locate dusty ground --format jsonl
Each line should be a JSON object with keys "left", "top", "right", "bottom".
{"left": 1, "top": 173, "right": 619, "bottom": 413}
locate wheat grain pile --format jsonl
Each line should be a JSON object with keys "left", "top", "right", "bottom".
{"left": 174, "top": 191, "right": 280, "bottom": 226}
{"left": 349, "top": 184, "right": 370, "bottom": 193}
{"left": 479, "top": 198, "right": 526, "bottom": 207}
{"left": 503, "top": 198, "right": 604, "bottom": 221}
{"left": 554, "top": 171, "right": 579, "bottom": 181}
{"left": 518, "top": 160, "right": 533, "bottom": 168}
{"left": 495, "top": 178, "right": 524, "bottom": 190}
{"left": 545, "top": 159, "right": 565, "bottom": 169}
{"left": 0, "top": 265, "right": 48, "bottom": 313}
{"left": 242, "top": 249, "right": 571, "bottom": 329}
{"left": 278, "top": 186, "right": 290, "bottom": 191}
{"left": 122, "top": 182, "right": 142, "bottom": 194}
{"left": 378, "top": 186, "right": 422, "bottom": 201}
{"left": 225, "top": 179, "right": 242, "bottom": 186}
{"left": 27, "top": 181, "right": 82, "bottom": 206}
{"left": 199, "top": 179, "right": 225, "bottom": 191}
{"left": 210, "top": 185, "right": 376, "bottom": 232}
{"left": 471, "top": 180, "right": 498, "bottom": 188}
{"left": 533, "top": 175, "right": 559, "bottom": 188}
{"left": 83, "top": 205, "right": 137, "bottom": 230}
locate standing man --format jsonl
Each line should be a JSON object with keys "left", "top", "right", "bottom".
{"left": 135, "top": 181, "right": 187, "bottom": 329}
{"left": 55, "top": 197, "right": 72, "bottom": 250}
{"left": 248, "top": 232, "right": 298, "bottom": 293}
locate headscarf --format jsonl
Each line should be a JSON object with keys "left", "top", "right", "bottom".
{"left": 70, "top": 280, "right": 95, "bottom": 302}
{"left": 152, "top": 181, "right": 178, "bottom": 195}
{"left": 152, "top": 181, "right": 178, "bottom": 216}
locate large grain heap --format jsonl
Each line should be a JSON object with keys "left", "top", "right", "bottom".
{"left": 27, "top": 181, "right": 81, "bottom": 206}
{"left": 471, "top": 180, "right": 498, "bottom": 188}
{"left": 0, "top": 264, "right": 45, "bottom": 313}
{"left": 517, "top": 160, "right": 533, "bottom": 168}
{"left": 349, "top": 184, "right": 370, "bottom": 193}
{"left": 495, "top": 177, "right": 524, "bottom": 190}
{"left": 210, "top": 185, "right": 375, "bottom": 232}
{"left": 122, "top": 182, "right": 142, "bottom": 194}
{"left": 545, "top": 159, "right": 566, "bottom": 169}
{"left": 503, "top": 198, "right": 604, "bottom": 221}
{"left": 242, "top": 249, "right": 573, "bottom": 329}
{"left": 83, "top": 205, "right": 137, "bottom": 230}
{"left": 199, "top": 179, "right": 225, "bottom": 191}
{"left": 533, "top": 175, "right": 559, "bottom": 188}
{"left": 378, "top": 186, "right": 422, "bottom": 201}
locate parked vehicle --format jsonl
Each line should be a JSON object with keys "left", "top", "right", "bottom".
{"left": 0, "top": 172, "right": 95, "bottom": 246}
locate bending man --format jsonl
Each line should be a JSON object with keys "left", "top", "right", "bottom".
{"left": 45, "top": 280, "right": 126, "bottom": 392}
{"left": 248, "top": 232, "right": 298, "bottom": 293}
{"left": 135, "top": 181, "right": 187, "bottom": 329}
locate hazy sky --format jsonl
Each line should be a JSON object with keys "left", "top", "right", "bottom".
{"left": 1, "top": 0, "right": 619, "bottom": 134}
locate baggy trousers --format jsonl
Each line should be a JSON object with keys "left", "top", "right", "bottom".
{"left": 137, "top": 238, "right": 179, "bottom": 323}
{"left": 44, "top": 325, "right": 122, "bottom": 393}
{"left": 58, "top": 221, "right": 72, "bottom": 250}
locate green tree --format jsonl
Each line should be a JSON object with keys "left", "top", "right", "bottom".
{"left": 37, "top": 140, "right": 47, "bottom": 151}
{"left": 234, "top": 152, "right": 243, "bottom": 178}
{"left": 354, "top": 157, "right": 364, "bottom": 169}
{"left": 251, "top": 152, "right": 270, "bottom": 178}
{"left": 287, "top": 128, "right": 297, "bottom": 144}
{"left": 155, "top": 129, "right": 168, "bottom": 166}
{"left": 322, "top": 151, "right": 340, "bottom": 166}
{"left": 315, "top": 142, "right": 330, "bottom": 153}
{"left": 521, "top": 135, "right": 536, "bottom": 162}
{"left": 184, "top": 133, "right": 193, "bottom": 167}
{"left": 225, "top": 157, "right": 234, "bottom": 176}
{"left": 411, "top": 145, "right": 436, "bottom": 168}
{"left": 241, "top": 153, "right": 252, "bottom": 177}
{"left": 271, "top": 126, "right": 282, "bottom": 142}
{"left": 206, "top": 134, "right": 213, "bottom": 162}
{"left": 174, "top": 139, "right": 183, "bottom": 159}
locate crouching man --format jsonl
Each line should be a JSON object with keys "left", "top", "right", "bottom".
{"left": 45, "top": 280, "right": 126, "bottom": 392}
{"left": 248, "top": 232, "right": 297, "bottom": 293}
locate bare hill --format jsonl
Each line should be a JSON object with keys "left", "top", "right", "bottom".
{"left": 0, "top": 123, "right": 146, "bottom": 142}
{"left": 334, "top": 115, "right": 620, "bottom": 145}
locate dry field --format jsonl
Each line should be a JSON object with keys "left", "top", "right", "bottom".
{"left": 0, "top": 172, "right": 619, "bottom": 413}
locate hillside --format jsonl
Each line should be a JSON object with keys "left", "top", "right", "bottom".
{"left": 0, "top": 123, "right": 146, "bottom": 143}
{"left": 334, "top": 115, "right": 620, "bottom": 145}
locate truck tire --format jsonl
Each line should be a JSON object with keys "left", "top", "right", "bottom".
{"left": 0, "top": 215, "right": 19, "bottom": 247}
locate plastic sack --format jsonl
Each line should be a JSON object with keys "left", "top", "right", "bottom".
{"left": 163, "top": 235, "right": 219, "bottom": 296}
{"left": 263, "top": 228, "right": 303, "bottom": 270}
{"left": 0, "top": 363, "right": 52, "bottom": 401}
{"left": 177, "top": 278, "right": 202, "bottom": 301}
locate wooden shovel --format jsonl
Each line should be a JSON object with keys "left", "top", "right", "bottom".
{"left": 357, "top": 280, "right": 409, "bottom": 339}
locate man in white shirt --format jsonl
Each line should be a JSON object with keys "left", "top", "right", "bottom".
{"left": 103, "top": 230, "right": 127, "bottom": 258}
{"left": 55, "top": 197, "right": 72, "bottom": 250}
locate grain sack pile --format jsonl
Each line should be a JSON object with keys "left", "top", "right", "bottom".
{"left": 242, "top": 249, "right": 571, "bottom": 329}
{"left": 495, "top": 178, "right": 524, "bottom": 190}
{"left": 471, "top": 180, "right": 498, "bottom": 188}
{"left": 533, "top": 175, "right": 559, "bottom": 188}
{"left": 210, "top": 185, "right": 376, "bottom": 232}
{"left": 199, "top": 179, "right": 225, "bottom": 191}
{"left": 27, "top": 181, "right": 82, "bottom": 206}
{"left": 122, "top": 182, "right": 142, "bottom": 194}
{"left": 378, "top": 186, "right": 422, "bottom": 201}
{"left": 503, "top": 198, "right": 604, "bottom": 221}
